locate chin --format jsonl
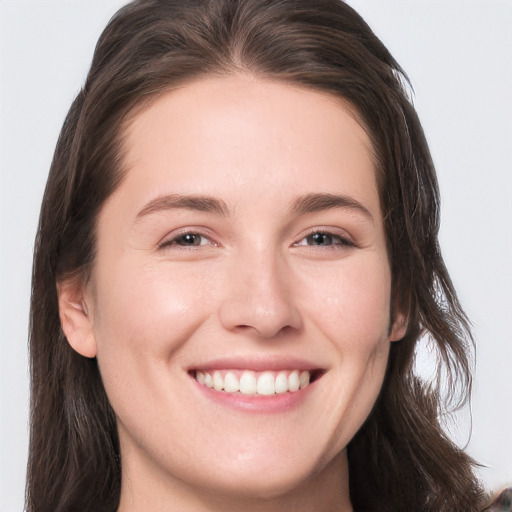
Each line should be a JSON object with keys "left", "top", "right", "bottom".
{"left": 199, "top": 465, "right": 313, "bottom": 502}
{"left": 192, "top": 446, "right": 344, "bottom": 503}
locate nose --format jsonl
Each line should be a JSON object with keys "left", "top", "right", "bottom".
{"left": 218, "top": 249, "right": 303, "bottom": 338}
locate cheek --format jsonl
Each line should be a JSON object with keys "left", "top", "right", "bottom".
{"left": 89, "top": 257, "right": 223, "bottom": 451}
{"left": 90, "top": 257, "right": 219, "bottom": 398}
{"left": 93, "top": 257, "right": 212, "bottom": 341}
{"left": 298, "top": 254, "right": 393, "bottom": 348}
{"left": 296, "top": 257, "right": 392, "bottom": 451}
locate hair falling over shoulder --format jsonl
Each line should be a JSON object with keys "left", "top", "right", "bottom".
{"left": 27, "top": 1, "right": 488, "bottom": 511}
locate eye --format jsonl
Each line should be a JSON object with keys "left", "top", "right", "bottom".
{"left": 159, "top": 231, "right": 216, "bottom": 249}
{"left": 294, "top": 231, "right": 355, "bottom": 248}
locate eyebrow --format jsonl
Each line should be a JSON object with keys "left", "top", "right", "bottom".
{"left": 135, "top": 194, "right": 229, "bottom": 220}
{"left": 291, "top": 193, "right": 373, "bottom": 221}
{"left": 135, "top": 192, "right": 372, "bottom": 222}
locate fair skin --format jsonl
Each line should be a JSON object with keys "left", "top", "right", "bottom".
{"left": 58, "top": 75, "right": 405, "bottom": 512}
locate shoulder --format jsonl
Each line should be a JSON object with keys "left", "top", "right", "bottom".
{"left": 485, "top": 488, "right": 512, "bottom": 512}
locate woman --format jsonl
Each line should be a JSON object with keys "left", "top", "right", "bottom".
{"left": 26, "top": 1, "right": 506, "bottom": 511}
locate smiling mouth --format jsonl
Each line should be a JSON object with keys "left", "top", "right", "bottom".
{"left": 191, "top": 369, "right": 323, "bottom": 396}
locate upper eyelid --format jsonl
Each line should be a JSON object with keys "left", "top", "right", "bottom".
{"left": 295, "top": 226, "right": 354, "bottom": 241}
{"left": 294, "top": 234, "right": 354, "bottom": 247}
{"left": 156, "top": 225, "right": 356, "bottom": 248}
{"left": 158, "top": 228, "right": 217, "bottom": 248}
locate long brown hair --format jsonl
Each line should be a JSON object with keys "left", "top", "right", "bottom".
{"left": 28, "top": 1, "right": 486, "bottom": 511}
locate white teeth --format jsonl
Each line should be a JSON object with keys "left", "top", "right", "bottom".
{"left": 257, "top": 372, "right": 275, "bottom": 395}
{"left": 299, "top": 370, "right": 310, "bottom": 389}
{"left": 224, "top": 371, "right": 240, "bottom": 393}
{"left": 213, "top": 371, "right": 224, "bottom": 391}
{"left": 239, "top": 371, "right": 257, "bottom": 395}
{"left": 275, "top": 371, "right": 288, "bottom": 394}
{"left": 195, "top": 369, "right": 312, "bottom": 395}
{"left": 288, "top": 370, "right": 300, "bottom": 391}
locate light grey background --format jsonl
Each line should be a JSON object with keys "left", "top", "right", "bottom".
{"left": 1, "top": 1, "right": 511, "bottom": 510}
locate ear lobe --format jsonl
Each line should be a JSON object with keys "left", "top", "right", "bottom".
{"left": 57, "top": 278, "right": 97, "bottom": 358}
{"left": 389, "top": 311, "right": 408, "bottom": 342}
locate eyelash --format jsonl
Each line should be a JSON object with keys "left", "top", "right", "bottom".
{"left": 158, "top": 231, "right": 217, "bottom": 250}
{"left": 158, "top": 229, "right": 355, "bottom": 251}
{"left": 293, "top": 230, "right": 356, "bottom": 249}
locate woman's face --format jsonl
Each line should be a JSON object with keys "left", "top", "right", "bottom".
{"left": 68, "top": 76, "right": 404, "bottom": 504}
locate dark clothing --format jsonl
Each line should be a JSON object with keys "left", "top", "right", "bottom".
{"left": 487, "top": 488, "right": 512, "bottom": 512}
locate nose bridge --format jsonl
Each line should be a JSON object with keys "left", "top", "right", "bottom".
{"left": 218, "top": 244, "right": 302, "bottom": 338}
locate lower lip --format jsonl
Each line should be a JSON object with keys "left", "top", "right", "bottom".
{"left": 191, "top": 375, "right": 317, "bottom": 413}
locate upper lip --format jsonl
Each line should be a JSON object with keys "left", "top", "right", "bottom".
{"left": 188, "top": 356, "right": 326, "bottom": 373}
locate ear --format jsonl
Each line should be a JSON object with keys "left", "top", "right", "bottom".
{"left": 57, "top": 278, "right": 97, "bottom": 358}
{"left": 389, "top": 310, "right": 408, "bottom": 342}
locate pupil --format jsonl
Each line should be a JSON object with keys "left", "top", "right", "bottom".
{"left": 181, "top": 234, "right": 200, "bottom": 245}
{"left": 310, "top": 233, "right": 331, "bottom": 245}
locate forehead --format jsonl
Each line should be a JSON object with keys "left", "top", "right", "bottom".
{"left": 112, "top": 75, "right": 380, "bottom": 220}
